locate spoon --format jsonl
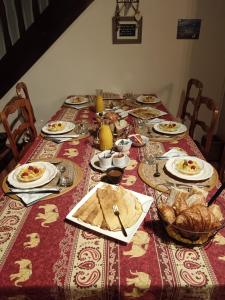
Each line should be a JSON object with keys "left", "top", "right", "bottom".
{"left": 153, "top": 162, "right": 160, "bottom": 177}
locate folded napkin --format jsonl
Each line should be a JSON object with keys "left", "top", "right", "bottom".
{"left": 16, "top": 192, "right": 53, "bottom": 206}
{"left": 162, "top": 148, "right": 187, "bottom": 158}
{"left": 146, "top": 118, "right": 166, "bottom": 124}
{"left": 114, "top": 109, "right": 128, "bottom": 118}
{"left": 70, "top": 103, "right": 90, "bottom": 110}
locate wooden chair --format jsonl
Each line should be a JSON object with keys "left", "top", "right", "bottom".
{"left": 0, "top": 97, "right": 37, "bottom": 162}
{"left": 16, "top": 82, "right": 36, "bottom": 123}
{"left": 219, "top": 144, "right": 225, "bottom": 182}
{"left": 192, "top": 96, "right": 219, "bottom": 159}
{"left": 181, "top": 78, "right": 203, "bottom": 137}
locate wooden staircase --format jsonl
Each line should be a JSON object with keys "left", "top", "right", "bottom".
{"left": 0, "top": 0, "right": 94, "bottom": 98}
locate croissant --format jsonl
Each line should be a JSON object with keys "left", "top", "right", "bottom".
{"left": 157, "top": 202, "right": 176, "bottom": 224}
{"left": 175, "top": 204, "right": 222, "bottom": 233}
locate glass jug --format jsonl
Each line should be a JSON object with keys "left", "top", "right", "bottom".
{"left": 96, "top": 95, "right": 104, "bottom": 113}
{"left": 98, "top": 122, "right": 113, "bottom": 150}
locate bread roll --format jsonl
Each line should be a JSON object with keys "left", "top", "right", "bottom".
{"left": 167, "top": 187, "right": 189, "bottom": 207}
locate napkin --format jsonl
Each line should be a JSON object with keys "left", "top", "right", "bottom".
{"left": 70, "top": 103, "right": 90, "bottom": 110}
{"left": 146, "top": 118, "right": 166, "bottom": 124}
{"left": 162, "top": 148, "right": 187, "bottom": 158}
{"left": 17, "top": 192, "right": 53, "bottom": 206}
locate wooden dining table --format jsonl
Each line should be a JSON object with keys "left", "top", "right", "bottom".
{"left": 0, "top": 97, "right": 225, "bottom": 300}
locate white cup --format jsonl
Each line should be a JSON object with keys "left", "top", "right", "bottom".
{"left": 112, "top": 153, "right": 127, "bottom": 168}
{"left": 98, "top": 150, "right": 113, "bottom": 169}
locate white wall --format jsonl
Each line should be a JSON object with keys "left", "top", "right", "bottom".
{"left": 1, "top": 0, "right": 225, "bottom": 134}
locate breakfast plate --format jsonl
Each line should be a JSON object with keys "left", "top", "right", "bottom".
{"left": 90, "top": 153, "right": 130, "bottom": 172}
{"left": 7, "top": 162, "right": 58, "bottom": 189}
{"left": 129, "top": 107, "right": 167, "bottom": 120}
{"left": 136, "top": 95, "right": 160, "bottom": 104}
{"left": 65, "top": 96, "right": 89, "bottom": 105}
{"left": 153, "top": 121, "right": 187, "bottom": 135}
{"left": 66, "top": 182, "right": 154, "bottom": 243}
{"left": 165, "top": 156, "right": 214, "bottom": 181}
{"left": 42, "top": 121, "right": 75, "bottom": 135}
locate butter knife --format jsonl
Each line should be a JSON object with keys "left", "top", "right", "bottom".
{"left": 156, "top": 155, "right": 187, "bottom": 160}
{"left": 5, "top": 187, "right": 61, "bottom": 195}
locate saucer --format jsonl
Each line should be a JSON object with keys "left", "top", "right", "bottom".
{"left": 90, "top": 153, "right": 130, "bottom": 172}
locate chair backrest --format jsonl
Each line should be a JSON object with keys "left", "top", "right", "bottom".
{"left": 16, "top": 82, "right": 36, "bottom": 123}
{"left": 219, "top": 143, "right": 225, "bottom": 182}
{"left": 181, "top": 78, "right": 203, "bottom": 137}
{"left": 0, "top": 97, "right": 37, "bottom": 162}
{"left": 192, "top": 96, "right": 219, "bottom": 159}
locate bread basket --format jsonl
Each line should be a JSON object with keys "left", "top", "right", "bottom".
{"left": 156, "top": 196, "right": 225, "bottom": 246}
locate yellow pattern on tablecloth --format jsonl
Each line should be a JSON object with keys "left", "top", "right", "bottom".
{"left": 0, "top": 200, "right": 29, "bottom": 267}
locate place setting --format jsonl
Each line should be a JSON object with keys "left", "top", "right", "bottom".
{"left": 136, "top": 94, "right": 161, "bottom": 105}
{"left": 63, "top": 95, "right": 90, "bottom": 110}
{"left": 138, "top": 145, "right": 218, "bottom": 194}
{"left": 41, "top": 120, "right": 89, "bottom": 143}
{"left": 2, "top": 159, "right": 81, "bottom": 206}
{"left": 142, "top": 120, "right": 188, "bottom": 142}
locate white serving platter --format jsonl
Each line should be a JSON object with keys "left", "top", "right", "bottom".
{"left": 66, "top": 182, "right": 154, "bottom": 243}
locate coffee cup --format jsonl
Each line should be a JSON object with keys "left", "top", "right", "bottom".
{"left": 98, "top": 150, "right": 113, "bottom": 169}
{"left": 112, "top": 153, "right": 127, "bottom": 168}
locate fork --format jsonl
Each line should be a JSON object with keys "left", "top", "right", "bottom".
{"left": 112, "top": 205, "right": 127, "bottom": 237}
{"left": 165, "top": 180, "right": 210, "bottom": 189}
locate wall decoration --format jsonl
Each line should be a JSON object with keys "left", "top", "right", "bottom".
{"left": 177, "top": 19, "right": 201, "bottom": 39}
{"left": 112, "top": 0, "right": 142, "bottom": 44}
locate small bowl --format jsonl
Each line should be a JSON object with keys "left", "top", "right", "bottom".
{"left": 115, "top": 139, "right": 132, "bottom": 152}
{"left": 112, "top": 153, "right": 126, "bottom": 168}
{"left": 106, "top": 167, "right": 124, "bottom": 184}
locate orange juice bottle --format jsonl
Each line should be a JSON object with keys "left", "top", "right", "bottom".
{"left": 96, "top": 95, "right": 104, "bottom": 113}
{"left": 99, "top": 122, "right": 113, "bottom": 150}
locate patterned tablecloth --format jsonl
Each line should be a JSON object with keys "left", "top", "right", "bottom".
{"left": 1, "top": 103, "right": 225, "bottom": 300}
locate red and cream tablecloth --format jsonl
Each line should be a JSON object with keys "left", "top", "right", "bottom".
{"left": 0, "top": 103, "right": 225, "bottom": 300}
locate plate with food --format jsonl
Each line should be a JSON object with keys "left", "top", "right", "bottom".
{"left": 128, "top": 134, "right": 149, "bottom": 147}
{"left": 7, "top": 162, "right": 58, "bottom": 189}
{"left": 129, "top": 107, "right": 167, "bottom": 120}
{"left": 136, "top": 95, "right": 160, "bottom": 104}
{"left": 153, "top": 121, "right": 187, "bottom": 135}
{"left": 42, "top": 121, "right": 75, "bottom": 134}
{"left": 165, "top": 156, "right": 214, "bottom": 181}
{"left": 65, "top": 96, "right": 89, "bottom": 105}
{"left": 66, "top": 182, "right": 153, "bottom": 243}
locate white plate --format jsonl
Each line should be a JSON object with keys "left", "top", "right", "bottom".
{"left": 42, "top": 121, "right": 75, "bottom": 135}
{"left": 165, "top": 156, "right": 214, "bottom": 181}
{"left": 65, "top": 96, "right": 89, "bottom": 105}
{"left": 7, "top": 162, "right": 58, "bottom": 189}
{"left": 66, "top": 182, "right": 153, "bottom": 243}
{"left": 153, "top": 121, "right": 187, "bottom": 135}
{"left": 90, "top": 153, "right": 130, "bottom": 172}
{"left": 128, "top": 107, "right": 167, "bottom": 120}
{"left": 128, "top": 134, "right": 149, "bottom": 147}
{"left": 136, "top": 95, "right": 160, "bottom": 104}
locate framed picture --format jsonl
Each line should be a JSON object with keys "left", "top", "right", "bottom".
{"left": 177, "top": 19, "right": 201, "bottom": 39}
{"left": 112, "top": 16, "right": 142, "bottom": 44}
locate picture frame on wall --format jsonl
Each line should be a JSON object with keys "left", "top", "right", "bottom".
{"left": 177, "top": 19, "right": 201, "bottom": 39}
{"left": 112, "top": 16, "right": 142, "bottom": 44}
